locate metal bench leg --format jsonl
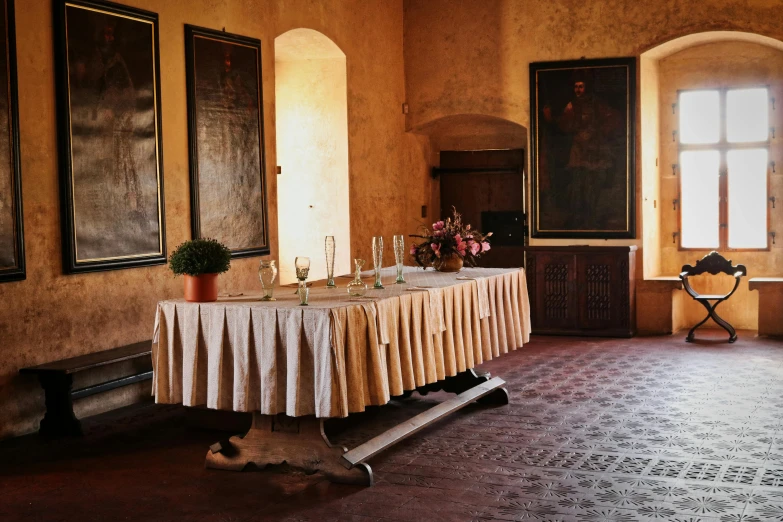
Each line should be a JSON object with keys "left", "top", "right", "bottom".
{"left": 38, "top": 374, "right": 82, "bottom": 437}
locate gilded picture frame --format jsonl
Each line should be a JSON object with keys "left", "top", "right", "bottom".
{"left": 0, "top": 0, "right": 24, "bottom": 283}
{"left": 54, "top": 0, "right": 166, "bottom": 273}
{"left": 530, "top": 57, "right": 636, "bottom": 239}
{"left": 185, "top": 25, "right": 269, "bottom": 257}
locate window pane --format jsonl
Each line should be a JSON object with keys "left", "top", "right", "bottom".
{"left": 728, "top": 149, "right": 768, "bottom": 248}
{"left": 680, "top": 150, "right": 720, "bottom": 248}
{"left": 727, "top": 88, "right": 769, "bottom": 143}
{"left": 679, "top": 90, "right": 720, "bottom": 144}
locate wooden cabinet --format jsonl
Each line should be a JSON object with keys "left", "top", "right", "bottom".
{"left": 524, "top": 246, "right": 636, "bottom": 337}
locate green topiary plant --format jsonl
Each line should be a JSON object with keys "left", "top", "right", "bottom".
{"left": 169, "top": 238, "right": 231, "bottom": 277}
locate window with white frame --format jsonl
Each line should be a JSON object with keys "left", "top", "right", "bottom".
{"left": 678, "top": 87, "right": 770, "bottom": 249}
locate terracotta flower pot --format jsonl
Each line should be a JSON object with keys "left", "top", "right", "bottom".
{"left": 184, "top": 273, "right": 219, "bottom": 302}
{"left": 434, "top": 254, "right": 463, "bottom": 273}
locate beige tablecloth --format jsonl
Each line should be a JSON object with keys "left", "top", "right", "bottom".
{"left": 152, "top": 266, "right": 530, "bottom": 418}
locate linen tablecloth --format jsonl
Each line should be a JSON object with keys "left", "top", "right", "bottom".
{"left": 152, "top": 266, "right": 530, "bottom": 418}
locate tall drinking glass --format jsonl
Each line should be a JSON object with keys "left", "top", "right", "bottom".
{"left": 295, "top": 257, "right": 311, "bottom": 305}
{"left": 393, "top": 235, "right": 406, "bottom": 284}
{"left": 372, "top": 236, "right": 384, "bottom": 289}
{"left": 325, "top": 236, "right": 336, "bottom": 288}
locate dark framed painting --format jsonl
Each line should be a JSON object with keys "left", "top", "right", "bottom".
{"left": 530, "top": 57, "right": 636, "bottom": 239}
{"left": 185, "top": 25, "right": 269, "bottom": 257}
{"left": 0, "top": 0, "right": 23, "bottom": 283}
{"left": 54, "top": 0, "right": 166, "bottom": 274}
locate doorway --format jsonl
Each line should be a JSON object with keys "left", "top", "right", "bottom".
{"left": 436, "top": 149, "right": 526, "bottom": 268}
{"left": 275, "top": 29, "right": 350, "bottom": 284}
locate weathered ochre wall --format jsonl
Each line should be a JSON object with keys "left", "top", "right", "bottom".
{"left": 404, "top": 0, "right": 783, "bottom": 331}
{"left": 658, "top": 41, "right": 783, "bottom": 330}
{"left": 275, "top": 36, "right": 350, "bottom": 285}
{"left": 0, "top": 0, "right": 427, "bottom": 439}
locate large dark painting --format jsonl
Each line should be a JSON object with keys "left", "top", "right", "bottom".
{"left": 0, "top": 0, "right": 23, "bottom": 283}
{"left": 55, "top": 0, "right": 166, "bottom": 273}
{"left": 185, "top": 25, "right": 268, "bottom": 257}
{"left": 530, "top": 58, "right": 636, "bottom": 239}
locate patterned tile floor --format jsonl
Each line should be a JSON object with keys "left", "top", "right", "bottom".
{"left": 3, "top": 333, "right": 783, "bottom": 521}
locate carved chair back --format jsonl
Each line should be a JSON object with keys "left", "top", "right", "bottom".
{"left": 679, "top": 251, "right": 746, "bottom": 301}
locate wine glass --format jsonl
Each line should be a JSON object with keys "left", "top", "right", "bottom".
{"left": 393, "top": 235, "right": 406, "bottom": 284}
{"left": 372, "top": 236, "right": 384, "bottom": 289}
{"left": 325, "top": 236, "right": 336, "bottom": 288}
{"left": 295, "top": 257, "right": 310, "bottom": 305}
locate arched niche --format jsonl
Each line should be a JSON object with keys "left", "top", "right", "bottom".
{"left": 275, "top": 29, "right": 350, "bottom": 285}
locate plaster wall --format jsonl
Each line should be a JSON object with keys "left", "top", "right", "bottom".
{"left": 404, "top": 0, "right": 783, "bottom": 249}
{"left": 404, "top": 0, "right": 783, "bottom": 331}
{"left": 275, "top": 49, "right": 350, "bottom": 285}
{"left": 0, "top": 0, "right": 425, "bottom": 439}
{"left": 658, "top": 41, "right": 783, "bottom": 330}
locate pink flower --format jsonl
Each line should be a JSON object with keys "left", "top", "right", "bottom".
{"left": 454, "top": 234, "right": 462, "bottom": 243}
{"left": 433, "top": 229, "right": 445, "bottom": 237}
{"left": 457, "top": 243, "right": 467, "bottom": 256}
{"left": 481, "top": 241, "right": 491, "bottom": 253}
{"left": 432, "top": 221, "right": 445, "bottom": 231}
{"left": 469, "top": 241, "right": 480, "bottom": 256}
{"left": 466, "top": 224, "right": 471, "bottom": 230}
{"left": 410, "top": 244, "right": 418, "bottom": 255}
{"left": 431, "top": 242, "right": 441, "bottom": 257}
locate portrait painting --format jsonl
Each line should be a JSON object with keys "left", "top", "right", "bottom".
{"left": 0, "top": 0, "right": 23, "bottom": 283}
{"left": 185, "top": 26, "right": 269, "bottom": 257}
{"left": 530, "top": 58, "right": 636, "bottom": 239}
{"left": 55, "top": 0, "right": 166, "bottom": 273}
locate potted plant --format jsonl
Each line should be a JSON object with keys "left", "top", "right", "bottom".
{"left": 410, "top": 208, "right": 492, "bottom": 272}
{"left": 169, "top": 238, "right": 232, "bottom": 302}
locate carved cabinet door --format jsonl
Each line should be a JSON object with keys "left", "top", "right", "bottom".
{"left": 530, "top": 252, "right": 578, "bottom": 331}
{"left": 577, "top": 252, "right": 625, "bottom": 331}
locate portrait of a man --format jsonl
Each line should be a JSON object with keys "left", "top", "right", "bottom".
{"left": 186, "top": 26, "right": 268, "bottom": 256}
{"left": 530, "top": 59, "right": 635, "bottom": 238}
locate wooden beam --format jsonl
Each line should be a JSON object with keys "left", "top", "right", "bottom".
{"left": 340, "top": 376, "right": 507, "bottom": 469}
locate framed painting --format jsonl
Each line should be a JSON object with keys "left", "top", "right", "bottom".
{"left": 185, "top": 25, "right": 269, "bottom": 257}
{"left": 529, "top": 57, "right": 636, "bottom": 239}
{"left": 54, "top": 0, "right": 166, "bottom": 273}
{"left": 0, "top": 0, "right": 23, "bottom": 283}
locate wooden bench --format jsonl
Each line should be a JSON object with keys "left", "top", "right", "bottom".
{"left": 20, "top": 341, "right": 153, "bottom": 437}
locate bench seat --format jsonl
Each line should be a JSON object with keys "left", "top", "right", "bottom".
{"left": 749, "top": 277, "right": 783, "bottom": 337}
{"left": 20, "top": 341, "right": 152, "bottom": 437}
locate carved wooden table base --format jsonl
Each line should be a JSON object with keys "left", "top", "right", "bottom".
{"left": 205, "top": 414, "right": 373, "bottom": 485}
{"left": 205, "top": 369, "right": 508, "bottom": 486}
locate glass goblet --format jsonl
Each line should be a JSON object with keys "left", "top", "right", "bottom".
{"left": 372, "top": 236, "right": 384, "bottom": 289}
{"left": 295, "top": 257, "right": 311, "bottom": 305}
{"left": 393, "top": 234, "right": 406, "bottom": 284}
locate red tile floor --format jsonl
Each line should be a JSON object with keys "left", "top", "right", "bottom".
{"left": 3, "top": 333, "right": 783, "bottom": 521}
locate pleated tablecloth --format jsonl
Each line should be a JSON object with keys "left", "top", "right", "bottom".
{"left": 152, "top": 266, "right": 530, "bottom": 418}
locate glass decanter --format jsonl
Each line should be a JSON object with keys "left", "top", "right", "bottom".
{"left": 258, "top": 260, "right": 278, "bottom": 301}
{"left": 325, "top": 236, "right": 336, "bottom": 288}
{"left": 372, "top": 236, "right": 384, "bottom": 289}
{"left": 347, "top": 259, "right": 368, "bottom": 297}
{"left": 295, "top": 257, "right": 310, "bottom": 305}
{"left": 393, "top": 234, "right": 406, "bottom": 284}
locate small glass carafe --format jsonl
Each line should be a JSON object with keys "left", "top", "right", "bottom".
{"left": 258, "top": 260, "right": 278, "bottom": 301}
{"left": 347, "top": 259, "right": 368, "bottom": 297}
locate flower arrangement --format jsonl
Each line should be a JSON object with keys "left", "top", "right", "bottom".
{"left": 410, "top": 209, "right": 492, "bottom": 269}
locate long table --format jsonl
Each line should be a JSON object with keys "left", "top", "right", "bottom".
{"left": 152, "top": 266, "right": 530, "bottom": 484}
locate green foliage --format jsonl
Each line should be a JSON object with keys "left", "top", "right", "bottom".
{"left": 169, "top": 238, "right": 231, "bottom": 276}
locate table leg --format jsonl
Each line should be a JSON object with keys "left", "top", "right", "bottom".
{"left": 409, "top": 368, "right": 509, "bottom": 405}
{"left": 205, "top": 413, "right": 373, "bottom": 486}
